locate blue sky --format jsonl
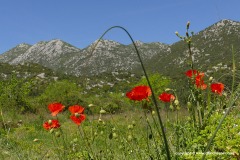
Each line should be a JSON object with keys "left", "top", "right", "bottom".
{"left": 0, "top": 0, "right": 240, "bottom": 53}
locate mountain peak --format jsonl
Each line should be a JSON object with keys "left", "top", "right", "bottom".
{"left": 17, "top": 43, "right": 32, "bottom": 48}
{"left": 87, "top": 39, "right": 121, "bottom": 50}
{"left": 214, "top": 19, "right": 240, "bottom": 27}
{"left": 133, "top": 40, "right": 144, "bottom": 46}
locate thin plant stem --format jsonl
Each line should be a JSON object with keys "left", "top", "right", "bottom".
{"left": 51, "top": 134, "right": 63, "bottom": 160}
{"left": 77, "top": 126, "right": 96, "bottom": 159}
{"left": 231, "top": 45, "right": 236, "bottom": 93}
{"left": 88, "top": 25, "right": 171, "bottom": 159}
{"left": 0, "top": 109, "right": 22, "bottom": 160}
{"left": 56, "top": 115, "right": 67, "bottom": 158}
{"left": 143, "top": 110, "right": 161, "bottom": 159}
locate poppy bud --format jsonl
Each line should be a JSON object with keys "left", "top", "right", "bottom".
{"left": 132, "top": 120, "right": 136, "bottom": 126}
{"left": 50, "top": 128, "right": 54, "bottom": 134}
{"left": 176, "top": 106, "right": 180, "bottom": 110}
{"left": 74, "top": 113, "right": 80, "bottom": 117}
{"left": 175, "top": 31, "right": 179, "bottom": 36}
{"left": 174, "top": 99, "right": 179, "bottom": 106}
{"left": 165, "top": 88, "right": 171, "bottom": 91}
{"left": 128, "top": 135, "right": 133, "bottom": 141}
{"left": 187, "top": 21, "right": 190, "bottom": 29}
{"left": 73, "top": 138, "right": 78, "bottom": 143}
{"left": 88, "top": 104, "right": 95, "bottom": 107}
{"left": 119, "top": 145, "right": 123, "bottom": 149}
{"left": 45, "top": 154, "right": 50, "bottom": 158}
{"left": 170, "top": 104, "right": 174, "bottom": 110}
{"left": 128, "top": 124, "right": 133, "bottom": 130}
{"left": 209, "top": 77, "right": 213, "bottom": 81}
{"left": 55, "top": 131, "right": 61, "bottom": 137}
{"left": 33, "top": 138, "right": 39, "bottom": 142}
{"left": 151, "top": 110, "right": 155, "bottom": 115}
{"left": 100, "top": 109, "right": 106, "bottom": 114}
{"left": 113, "top": 133, "right": 117, "bottom": 138}
{"left": 48, "top": 120, "right": 52, "bottom": 125}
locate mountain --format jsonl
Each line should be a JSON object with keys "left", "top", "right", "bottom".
{"left": 0, "top": 38, "right": 170, "bottom": 76}
{"left": 0, "top": 43, "right": 32, "bottom": 62}
{"left": 0, "top": 19, "right": 239, "bottom": 78}
{"left": 148, "top": 19, "right": 240, "bottom": 77}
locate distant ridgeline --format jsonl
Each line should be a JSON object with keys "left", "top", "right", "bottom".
{"left": 0, "top": 19, "right": 239, "bottom": 80}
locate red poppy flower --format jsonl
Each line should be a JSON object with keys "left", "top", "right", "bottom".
{"left": 159, "top": 92, "right": 175, "bottom": 103}
{"left": 43, "top": 119, "right": 60, "bottom": 130}
{"left": 69, "top": 105, "right": 85, "bottom": 114}
{"left": 185, "top": 70, "right": 198, "bottom": 78}
{"left": 48, "top": 102, "right": 65, "bottom": 116}
{"left": 126, "top": 85, "right": 152, "bottom": 101}
{"left": 70, "top": 114, "right": 86, "bottom": 125}
{"left": 195, "top": 73, "right": 207, "bottom": 90}
{"left": 69, "top": 105, "right": 86, "bottom": 125}
{"left": 211, "top": 83, "right": 224, "bottom": 95}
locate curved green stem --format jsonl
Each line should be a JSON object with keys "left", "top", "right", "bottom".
{"left": 89, "top": 26, "right": 171, "bottom": 159}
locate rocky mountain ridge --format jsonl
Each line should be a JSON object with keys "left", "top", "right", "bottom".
{"left": 0, "top": 19, "right": 239, "bottom": 77}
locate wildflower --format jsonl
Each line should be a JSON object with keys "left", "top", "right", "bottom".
{"left": 211, "top": 83, "right": 224, "bottom": 95}
{"left": 43, "top": 119, "right": 60, "bottom": 130}
{"left": 69, "top": 105, "right": 84, "bottom": 114}
{"left": 48, "top": 102, "right": 65, "bottom": 116}
{"left": 69, "top": 105, "right": 86, "bottom": 125}
{"left": 185, "top": 70, "right": 198, "bottom": 78}
{"left": 195, "top": 73, "right": 207, "bottom": 90}
{"left": 126, "top": 85, "right": 152, "bottom": 101}
{"left": 159, "top": 92, "right": 175, "bottom": 103}
{"left": 70, "top": 115, "right": 86, "bottom": 125}
{"left": 186, "top": 70, "right": 207, "bottom": 89}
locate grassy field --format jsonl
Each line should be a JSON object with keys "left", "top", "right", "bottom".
{"left": 1, "top": 103, "right": 239, "bottom": 160}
